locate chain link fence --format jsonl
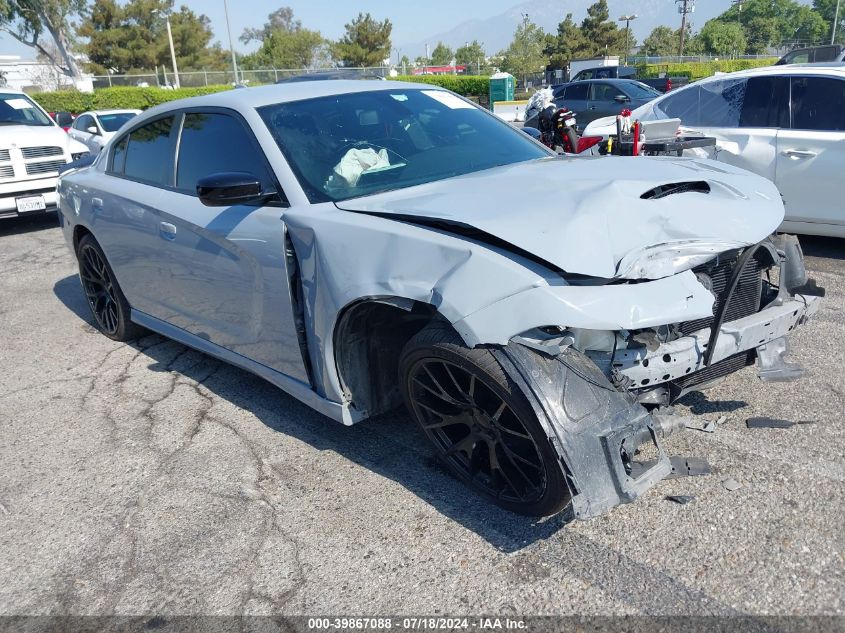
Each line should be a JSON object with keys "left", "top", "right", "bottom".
{"left": 90, "top": 64, "right": 494, "bottom": 90}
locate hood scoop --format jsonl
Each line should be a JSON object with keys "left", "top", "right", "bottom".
{"left": 640, "top": 181, "right": 710, "bottom": 200}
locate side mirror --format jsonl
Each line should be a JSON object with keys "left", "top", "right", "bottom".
{"left": 196, "top": 172, "right": 270, "bottom": 207}
{"left": 55, "top": 111, "right": 73, "bottom": 127}
{"left": 614, "top": 94, "right": 631, "bottom": 103}
{"left": 86, "top": 126, "right": 99, "bottom": 135}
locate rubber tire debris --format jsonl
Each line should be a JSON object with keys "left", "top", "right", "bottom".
{"left": 665, "top": 495, "right": 695, "bottom": 505}
{"left": 746, "top": 417, "right": 815, "bottom": 429}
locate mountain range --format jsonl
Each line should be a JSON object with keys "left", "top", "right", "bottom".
{"left": 399, "top": 0, "right": 741, "bottom": 58}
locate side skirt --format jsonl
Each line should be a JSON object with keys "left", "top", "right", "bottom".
{"left": 130, "top": 309, "right": 364, "bottom": 426}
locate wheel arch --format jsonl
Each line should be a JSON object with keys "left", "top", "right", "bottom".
{"left": 332, "top": 296, "right": 446, "bottom": 418}
{"left": 72, "top": 224, "right": 93, "bottom": 253}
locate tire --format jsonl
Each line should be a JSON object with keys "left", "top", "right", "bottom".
{"left": 399, "top": 321, "right": 570, "bottom": 517}
{"left": 76, "top": 234, "right": 145, "bottom": 342}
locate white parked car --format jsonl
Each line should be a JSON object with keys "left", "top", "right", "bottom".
{"left": 0, "top": 88, "right": 90, "bottom": 220}
{"left": 68, "top": 109, "right": 141, "bottom": 154}
{"left": 583, "top": 64, "right": 845, "bottom": 238}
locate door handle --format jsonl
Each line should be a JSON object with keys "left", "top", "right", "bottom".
{"left": 159, "top": 221, "right": 177, "bottom": 240}
{"left": 781, "top": 149, "right": 817, "bottom": 159}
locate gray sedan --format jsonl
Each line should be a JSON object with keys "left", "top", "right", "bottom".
{"left": 551, "top": 79, "right": 661, "bottom": 129}
{"left": 57, "top": 81, "right": 822, "bottom": 518}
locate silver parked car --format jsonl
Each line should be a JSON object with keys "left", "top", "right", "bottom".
{"left": 57, "top": 81, "right": 823, "bottom": 518}
{"left": 68, "top": 109, "right": 141, "bottom": 154}
{"left": 584, "top": 65, "right": 845, "bottom": 238}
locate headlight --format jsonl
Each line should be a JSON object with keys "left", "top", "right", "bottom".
{"left": 71, "top": 151, "right": 89, "bottom": 161}
{"left": 615, "top": 239, "right": 749, "bottom": 280}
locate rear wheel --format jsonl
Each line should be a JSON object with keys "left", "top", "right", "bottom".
{"left": 399, "top": 322, "right": 570, "bottom": 516}
{"left": 76, "top": 234, "right": 145, "bottom": 342}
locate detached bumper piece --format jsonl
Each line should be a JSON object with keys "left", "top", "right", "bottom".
{"left": 495, "top": 344, "right": 671, "bottom": 520}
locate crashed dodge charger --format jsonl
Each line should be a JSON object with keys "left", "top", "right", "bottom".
{"left": 57, "top": 81, "right": 823, "bottom": 518}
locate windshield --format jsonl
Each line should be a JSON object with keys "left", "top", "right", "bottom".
{"left": 0, "top": 93, "right": 53, "bottom": 127}
{"left": 624, "top": 82, "right": 662, "bottom": 99}
{"left": 259, "top": 88, "right": 551, "bottom": 203}
{"left": 99, "top": 112, "right": 138, "bottom": 132}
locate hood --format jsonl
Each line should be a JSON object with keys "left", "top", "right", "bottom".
{"left": 335, "top": 156, "right": 784, "bottom": 280}
{"left": 0, "top": 125, "right": 77, "bottom": 151}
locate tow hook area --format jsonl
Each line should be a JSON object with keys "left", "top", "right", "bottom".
{"left": 494, "top": 343, "right": 672, "bottom": 519}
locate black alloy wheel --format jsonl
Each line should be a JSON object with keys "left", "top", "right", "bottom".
{"left": 76, "top": 234, "right": 144, "bottom": 341}
{"left": 400, "top": 322, "right": 570, "bottom": 516}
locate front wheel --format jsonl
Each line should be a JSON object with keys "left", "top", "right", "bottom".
{"left": 76, "top": 234, "right": 145, "bottom": 342}
{"left": 399, "top": 322, "right": 570, "bottom": 516}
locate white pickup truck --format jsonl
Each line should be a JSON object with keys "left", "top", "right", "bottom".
{"left": 0, "top": 88, "right": 89, "bottom": 220}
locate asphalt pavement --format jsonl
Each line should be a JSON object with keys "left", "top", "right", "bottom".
{"left": 0, "top": 214, "right": 842, "bottom": 618}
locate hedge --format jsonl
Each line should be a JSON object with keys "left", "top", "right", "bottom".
{"left": 31, "top": 85, "right": 232, "bottom": 113}
{"left": 31, "top": 76, "right": 491, "bottom": 113}
{"left": 394, "top": 75, "right": 489, "bottom": 96}
{"left": 635, "top": 58, "right": 778, "bottom": 81}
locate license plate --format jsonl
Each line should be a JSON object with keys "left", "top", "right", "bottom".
{"left": 15, "top": 195, "right": 47, "bottom": 213}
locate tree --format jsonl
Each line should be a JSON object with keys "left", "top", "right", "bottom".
{"left": 641, "top": 26, "right": 680, "bottom": 56}
{"left": 455, "top": 40, "right": 489, "bottom": 73}
{"left": 240, "top": 28, "right": 326, "bottom": 70}
{"left": 238, "top": 7, "right": 325, "bottom": 70}
{"left": 78, "top": 0, "right": 228, "bottom": 73}
{"left": 499, "top": 14, "right": 546, "bottom": 86}
{"left": 333, "top": 12, "right": 392, "bottom": 67}
{"left": 543, "top": 13, "right": 589, "bottom": 69}
{"left": 0, "top": 0, "right": 85, "bottom": 80}
{"left": 698, "top": 20, "right": 748, "bottom": 56}
{"left": 814, "top": 0, "right": 845, "bottom": 42}
{"left": 240, "top": 6, "right": 300, "bottom": 44}
{"left": 714, "top": 0, "right": 828, "bottom": 52}
{"left": 430, "top": 41, "right": 453, "bottom": 65}
{"left": 579, "top": 0, "right": 627, "bottom": 56}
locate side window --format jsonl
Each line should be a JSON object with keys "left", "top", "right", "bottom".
{"left": 564, "top": 83, "right": 589, "bottom": 101}
{"left": 73, "top": 115, "right": 91, "bottom": 130}
{"left": 697, "top": 78, "right": 746, "bottom": 128}
{"left": 176, "top": 112, "right": 272, "bottom": 193}
{"left": 655, "top": 85, "right": 700, "bottom": 125}
{"left": 111, "top": 136, "right": 128, "bottom": 174}
{"left": 123, "top": 117, "right": 175, "bottom": 186}
{"left": 739, "top": 76, "right": 789, "bottom": 128}
{"left": 590, "top": 83, "right": 617, "bottom": 101}
{"left": 791, "top": 76, "right": 845, "bottom": 131}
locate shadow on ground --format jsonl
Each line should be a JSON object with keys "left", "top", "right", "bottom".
{"left": 53, "top": 274, "right": 572, "bottom": 552}
{"left": 0, "top": 213, "right": 59, "bottom": 237}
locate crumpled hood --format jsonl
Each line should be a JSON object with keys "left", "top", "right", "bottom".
{"left": 335, "top": 156, "right": 784, "bottom": 279}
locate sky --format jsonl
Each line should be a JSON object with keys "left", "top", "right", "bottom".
{"left": 0, "top": 0, "right": 521, "bottom": 61}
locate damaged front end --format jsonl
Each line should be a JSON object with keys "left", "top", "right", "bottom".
{"left": 501, "top": 234, "right": 823, "bottom": 518}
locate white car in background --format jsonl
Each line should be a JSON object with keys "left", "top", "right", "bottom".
{"left": 0, "top": 88, "right": 89, "bottom": 220}
{"left": 583, "top": 64, "right": 845, "bottom": 238}
{"left": 68, "top": 109, "right": 142, "bottom": 154}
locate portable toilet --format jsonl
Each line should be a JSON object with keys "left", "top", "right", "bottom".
{"left": 488, "top": 72, "right": 515, "bottom": 108}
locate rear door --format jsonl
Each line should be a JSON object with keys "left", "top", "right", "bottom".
{"left": 557, "top": 82, "right": 589, "bottom": 126}
{"left": 775, "top": 75, "right": 845, "bottom": 229}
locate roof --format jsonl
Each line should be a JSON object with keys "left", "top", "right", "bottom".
{"left": 80, "top": 109, "right": 142, "bottom": 116}
{"left": 691, "top": 63, "right": 845, "bottom": 82}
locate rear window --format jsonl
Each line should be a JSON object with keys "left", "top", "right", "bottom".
{"left": 791, "top": 76, "right": 845, "bottom": 131}
{"left": 118, "top": 117, "right": 175, "bottom": 185}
